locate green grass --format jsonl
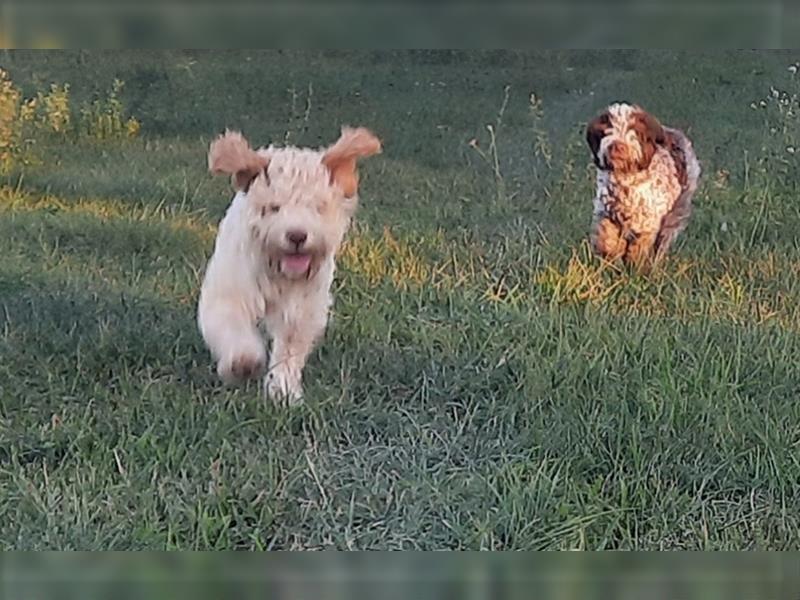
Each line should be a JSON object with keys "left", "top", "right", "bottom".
{"left": 1, "top": 50, "right": 800, "bottom": 550}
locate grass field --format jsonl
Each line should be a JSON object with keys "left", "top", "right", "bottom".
{"left": 1, "top": 50, "right": 799, "bottom": 550}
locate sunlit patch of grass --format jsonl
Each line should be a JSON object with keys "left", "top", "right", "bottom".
{"left": 339, "top": 222, "right": 800, "bottom": 332}
{"left": 340, "top": 227, "right": 441, "bottom": 290}
{"left": 338, "top": 226, "right": 790, "bottom": 326}
{"left": 0, "top": 186, "right": 216, "bottom": 243}
{"left": 535, "top": 245, "right": 624, "bottom": 306}
{"left": 340, "top": 227, "right": 520, "bottom": 302}
{"left": 0, "top": 70, "right": 141, "bottom": 173}
{"left": 532, "top": 248, "right": 800, "bottom": 332}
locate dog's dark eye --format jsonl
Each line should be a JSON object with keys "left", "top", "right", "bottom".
{"left": 270, "top": 205, "right": 280, "bottom": 214}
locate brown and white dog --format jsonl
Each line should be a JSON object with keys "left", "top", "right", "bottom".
{"left": 585, "top": 103, "right": 700, "bottom": 265}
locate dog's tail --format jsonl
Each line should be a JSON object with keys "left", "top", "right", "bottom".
{"left": 654, "top": 129, "right": 701, "bottom": 263}
{"left": 654, "top": 188, "right": 693, "bottom": 262}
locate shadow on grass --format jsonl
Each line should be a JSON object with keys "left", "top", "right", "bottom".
{"left": 0, "top": 269, "right": 208, "bottom": 393}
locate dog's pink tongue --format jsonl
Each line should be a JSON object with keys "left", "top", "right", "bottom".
{"left": 282, "top": 253, "right": 312, "bottom": 275}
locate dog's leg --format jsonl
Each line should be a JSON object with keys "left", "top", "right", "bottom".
{"left": 198, "top": 297, "right": 267, "bottom": 382}
{"left": 265, "top": 303, "right": 328, "bottom": 406}
{"left": 266, "top": 328, "right": 322, "bottom": 406}
{"left": 265, "top": 334, "right": 308, "bottom": 406}
{"left": 624, "top": 230, "right": 658, "bottom": 268}
{"left": 591, "top": 215, "right": 627, "bottom": 262}
{"left": 197, "top": 194, "right": 268, "bottom": 383}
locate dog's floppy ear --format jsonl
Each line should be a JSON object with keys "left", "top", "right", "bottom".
{"left": 639, "top": 110, "right": 666, "bottom": 145}
{"left": 632, "top": 109, "right": 666, "bottom": 169}
{"left": 322, "top": 127, "right": 382, "bottom": 197}
{"left": 586, "top": 112, "right": 609, "bottom": 166}
{"left": 208, "top": 130, "right": 270, "bottom": 192}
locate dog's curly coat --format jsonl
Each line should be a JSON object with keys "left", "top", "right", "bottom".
{"left": 586, "top": 103, "right": 700, "bottom": 265}
{"left": 198, "top": 127, "right": 381, "bottom": 404}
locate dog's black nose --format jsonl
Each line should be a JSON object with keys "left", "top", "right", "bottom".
{"left": 286, "top": 230, "right": 308, "bottom": 246}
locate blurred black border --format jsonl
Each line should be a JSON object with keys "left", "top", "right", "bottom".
{"left": 1, "top": 553, "right": 799, "bottom": 598}
{"left": 0, "top": 1, "right": 795, "bottom": 48}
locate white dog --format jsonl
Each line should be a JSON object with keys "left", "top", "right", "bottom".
{"left": 198, "top": 127, "right": 381, "bottom": 404}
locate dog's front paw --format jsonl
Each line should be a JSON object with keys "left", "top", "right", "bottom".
{"left": 218, "top": 350, "right": 266, "bottom": 383}
{"left": 265, "top": 365, "right": 303, "bottom": 407}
